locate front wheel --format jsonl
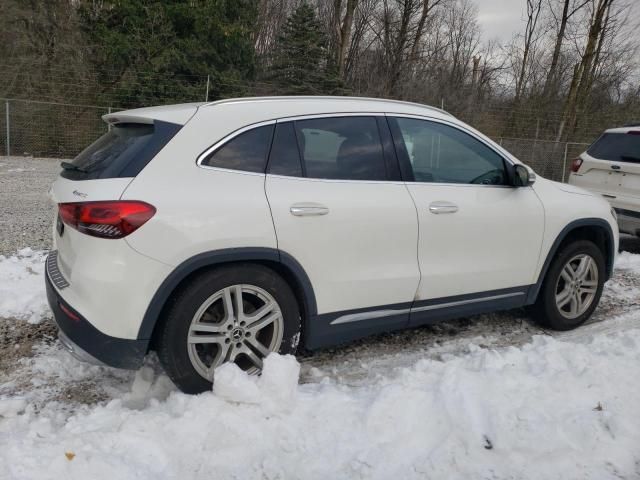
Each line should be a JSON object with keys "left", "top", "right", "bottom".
{"left": 155, "top": 264, "right": 301, "bottom": 394}
{"left": 530, "top": 240, "right": 605, "bottom": 331}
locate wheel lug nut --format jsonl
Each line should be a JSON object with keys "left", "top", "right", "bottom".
{"left": 225, "top": 338, "right": 230, "bottom": 344}
{"left": 236, "top": 342, "right": 242, "bottom": 348}
{"left": 246, "top": 332, "right": 251, "bottom": 337}
{"left": 240, "top": 321, "right": 246, "bottom": 327}
{"left": 227, "top": 325, "right": 233, "bottom": 330}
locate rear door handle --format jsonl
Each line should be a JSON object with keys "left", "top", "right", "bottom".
{"left": 290, "top": 203, "right": 329, "bottom": 216}
{"left": 429, "top": 201, "right": 458, "bottom": 214}
{"left": 611, "top": 165, "right": 621, "bottom": 170}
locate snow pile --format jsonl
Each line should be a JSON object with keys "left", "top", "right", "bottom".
{"left": 3, "top": 330, "right": 640, "bottom": 480}
{"left": 616, "top": 250, "right": 640, "bottom": 271}
{"left": 0, "top": 248, "right": 49, "bottom": 323}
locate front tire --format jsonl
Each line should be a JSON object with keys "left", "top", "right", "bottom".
{"left": 530, "top": 240, "right": 605, "bottom": 331}
{"left": 155, "top": 264, "right": 301, "bottom": 394}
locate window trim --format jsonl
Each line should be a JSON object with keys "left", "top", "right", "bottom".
{"left": 386, "top": 114, "right": 517, "bottom": 188}
{"left": 196, "top": 120, "right": 277, "bottom": 175}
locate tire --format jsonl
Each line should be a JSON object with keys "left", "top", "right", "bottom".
{"left": 155, "top": 264, "right": 301, "bottom": 394}
{"left": 530, "top": 239, "right": 605, "bottom": 331}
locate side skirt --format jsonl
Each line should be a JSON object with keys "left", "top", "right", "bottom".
{"left": 305, "top": 286, "right": 532, "bottom": 350}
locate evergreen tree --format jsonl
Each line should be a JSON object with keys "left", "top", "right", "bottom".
{"left": 77, "top": 0, "right": 257, "bottom": 106}
{"left": 269, "top": 3, "right": 345, "bottom": 95}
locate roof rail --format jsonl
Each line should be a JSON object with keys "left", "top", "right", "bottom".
{"left": 201, "top": 95, "right": 453, "bottom": 117}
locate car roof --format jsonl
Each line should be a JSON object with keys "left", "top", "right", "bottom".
{"left": 103, "top": 96, "right": 453, "bottom": 126}
{"left": 604, "top": 126, "right": 640, "bottom": 134}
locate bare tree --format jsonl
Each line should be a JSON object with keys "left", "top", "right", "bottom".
{"left": 329, "top": 0, "right": 359, "bottom": 77}
{"left": 559, "top": 0, "right": 616, "bottom": 138}
{"left": 542, "top": 0, "right": 590, "bottom": 98}
{"left": 515, "top": 0, "right": 544, "bottom": 102}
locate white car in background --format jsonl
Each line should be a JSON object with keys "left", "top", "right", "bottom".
{"left": 46, "top": 96, "right": 618, "bottom": 393}
{"left": 569, "top": 125, "right": 640, "bottom": 237}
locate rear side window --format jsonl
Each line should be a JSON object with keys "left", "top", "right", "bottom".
{"left": 293, "top": 117, "right": 387, "bottom": 181}
{"left": 61, "top": 121, "right": 181, "bottom": 180}
{"left": 588, "top": 132, "right": 640, "bottom": 163}
{"left": 201, "top": 125, "right": 275, "bottom": 173}
{"left": 267, "top": 122, "right": 303, "bottom": 177}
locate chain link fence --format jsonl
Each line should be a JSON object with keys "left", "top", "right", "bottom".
{"left": 0, "top": 97, "right": 590, "bottom": 183}
{"left": 497, "top": 138, "right": 589, "bottom": 183}
{"left": 1, "top": 98, "right": 112, "bottom": 159}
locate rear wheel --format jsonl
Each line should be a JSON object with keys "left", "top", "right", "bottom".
{"left": 530, "top": 240, "right": 605, "bottom": 330}
{"left": 156, "top": 264, "right": 301, "bottom": 394}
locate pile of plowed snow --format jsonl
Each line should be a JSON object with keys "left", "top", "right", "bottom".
{"left": 1, "top": 250, "right": 639, "bottom": 479}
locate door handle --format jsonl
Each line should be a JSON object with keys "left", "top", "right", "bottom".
{"left": 290, "top": 203, "right": 329, "bottom": 216}
{"left": 611, "top": 165, "right": 621, "bottom": 170}
{"left": 428, "top": 201, "right": 458, "bottom": 214}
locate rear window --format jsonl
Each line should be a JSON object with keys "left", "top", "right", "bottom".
{"left": 61, "top": 121, "right": 181, "bottom": 180}
{"left": 587, "top": 132, "right": 640, "bottom": 163}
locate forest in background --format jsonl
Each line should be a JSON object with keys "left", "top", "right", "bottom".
{"left": 1, "top": 0, "right": 639, "bottom": 156}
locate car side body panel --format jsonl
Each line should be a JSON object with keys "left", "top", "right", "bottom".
{"left": 44, "top": 97, "right": 620, "bottom": 367}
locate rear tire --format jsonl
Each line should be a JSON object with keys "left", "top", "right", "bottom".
{"left": 530, "top": 240, "right": 605, "bottom": 331}
{"left": 155, "top": 264, "right": 301, "bottom": 394}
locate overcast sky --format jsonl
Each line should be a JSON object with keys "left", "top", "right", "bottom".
{"left": 473, "top": 0, "right": 530, "bottom": 43}
{"left": 473, "top": 0, "right": 640, "bottom": 44}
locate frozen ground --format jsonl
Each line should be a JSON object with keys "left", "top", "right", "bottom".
{"left": 0, "top": 249, "right": 639, "bottom": 479}
{"left": 0, "top": 157, "right": 60, "bottom": 256}
{"left": 0, "top": 157, "right": 639, "bottom": 478}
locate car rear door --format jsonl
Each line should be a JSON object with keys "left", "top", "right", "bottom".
{"left": 264, "top": 115, "right": 420, "bottom": 347}
{"left": 386, "top": 116, "right": 545, "bottom": 326}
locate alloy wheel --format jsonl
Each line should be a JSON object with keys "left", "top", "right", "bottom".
{"left": 187, "top": 284, "right": 283, "bottom": 380}
{"left": 554, "top": 253, "right": 599, "bottom": 320}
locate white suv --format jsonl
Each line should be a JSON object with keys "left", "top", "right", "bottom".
{"left": 569, "top": 125, "right": 640, "bottom": 237}
{"left": 46, "top": 96, "right": 618, "bottom": 393}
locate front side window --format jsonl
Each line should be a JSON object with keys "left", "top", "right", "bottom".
{"left": 293, "top": 117, "right": 387, "bottom": 181}
{"left": 201, "top": 124, "right": 274, "bottom": 173}
{"left": 390, "top": 117, "right": 507, "bottom": 185}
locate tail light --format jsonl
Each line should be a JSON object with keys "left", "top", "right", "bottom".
{"left": 570, "top": 158, "right": 583, "bottom": 173}
{"left": 58, "top": 201, "right": 156, "bottom": 239}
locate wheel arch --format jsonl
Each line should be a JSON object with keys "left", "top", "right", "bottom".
{"left": 138, "top": 248, "right": 317, "bottom": 349}
{"left": 526, "top": 218, "right": 615, "bottom": 304}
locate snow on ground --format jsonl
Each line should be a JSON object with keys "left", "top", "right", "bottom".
{"left": 0, "top": 251, "right": 639, "bottom": 479}
{"left": 0, "top": 248, "right": 48, "bottom": 323}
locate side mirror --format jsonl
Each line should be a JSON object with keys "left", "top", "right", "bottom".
{"left": 513, "top": 164, "right": 536, "bottom": 187}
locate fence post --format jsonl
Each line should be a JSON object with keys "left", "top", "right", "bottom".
{"left": 5, "top": 100, "right": 9, "bottom": 158}
{"left": 561, "top": 142, "right": 569, "bottom": 183}
{"left": 205, "top": 75, "right": 210, "bottom": 102}
{"left": 107, "top": 107, "right": 112, "bottom": 131}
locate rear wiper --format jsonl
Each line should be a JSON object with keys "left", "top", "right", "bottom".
{"left": 620, "top": 155, "right": 640, "bottom": 162}
{"left": 60, "top": 161, "right": 89, "bottom": 173}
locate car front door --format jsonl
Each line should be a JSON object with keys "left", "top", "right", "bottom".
{"left": 265, "top": 115, "right": 420, "bottom": 347}
{"left": 387, "top": 116, "right": 545, "bottom": 325}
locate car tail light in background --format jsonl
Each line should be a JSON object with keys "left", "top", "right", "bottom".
{"left": 58, "top": 201, "right": 156, "bottom": 239}
{"left": 570, "top": 158, "right": 583, "bottom": 173}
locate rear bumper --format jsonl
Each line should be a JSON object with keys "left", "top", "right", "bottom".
{"left": 45, "top": 261, "right": 146, "bottom": 369}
